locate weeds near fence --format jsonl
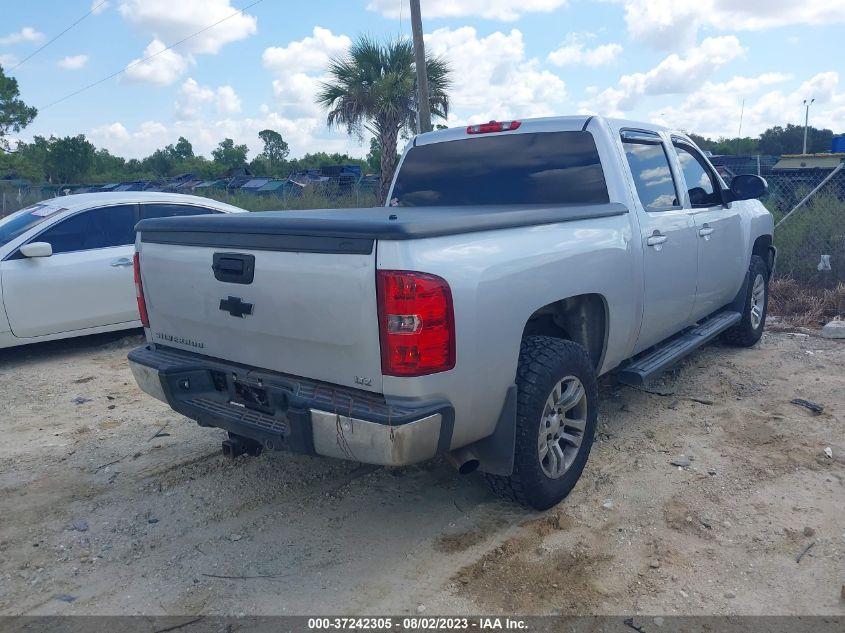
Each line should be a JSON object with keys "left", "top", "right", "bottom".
{"left": 769, "top": 277, "right": 845, "bottom": 326}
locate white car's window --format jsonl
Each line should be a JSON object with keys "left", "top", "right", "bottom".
{"left": 622, "top": 139, "right": 680, "bottom": 212}
{"left": 35, "top": 205, "right": 136, "bottom": 254}
{"left": 0, "top": 204, "right": 64, "bottom": 248}
{"left": 141, "top": 204, "right": 218, "bottom": 220}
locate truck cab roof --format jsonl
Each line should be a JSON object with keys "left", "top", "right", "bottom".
{"left": 412, "top": 115, "right": 671, "bottom": 147}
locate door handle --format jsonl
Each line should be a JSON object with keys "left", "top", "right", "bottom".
{"left": 698, "top": 226, "right": 714, "bottom": 237}
{"left": 646, "top": 234, "right": 668, "bottom": 247}
{"left": 110, "top": 258, "right": 133, "bottom": 267}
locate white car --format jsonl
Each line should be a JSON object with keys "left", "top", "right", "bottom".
{"left": 0, "top": 192, "right": 246, "bottom": 349}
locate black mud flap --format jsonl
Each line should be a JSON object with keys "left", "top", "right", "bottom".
{"left": 470, "top": 384, "right": 518, "bottom": 476}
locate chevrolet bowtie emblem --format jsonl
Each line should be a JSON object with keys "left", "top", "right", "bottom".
{"left": 219, "top": 296, "right": 254, "bottom": 318}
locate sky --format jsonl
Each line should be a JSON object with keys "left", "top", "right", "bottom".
{"left": 2, "top": 0, "right": 844, "bottom": 160}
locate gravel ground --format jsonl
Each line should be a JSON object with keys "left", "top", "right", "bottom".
{"left": 0, "top": 328, "right": 843, "bottom": 616}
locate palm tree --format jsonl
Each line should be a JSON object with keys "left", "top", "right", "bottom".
{"left": 316, "top": 36, "right": 451, "bottom": 203}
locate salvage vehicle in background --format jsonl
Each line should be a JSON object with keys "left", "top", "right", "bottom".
{"left": 128, "top": 116, "right": 775, "bottom": 510}
{"left": 0, "top": 192, "right": 245, "bottom": 349}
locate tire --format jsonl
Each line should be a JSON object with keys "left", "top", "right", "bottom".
{"left": 485, "top": 336, "right": 598, "bottom": 511}
{"left": 721, "top": 255, "right": 769, "bottom": 348}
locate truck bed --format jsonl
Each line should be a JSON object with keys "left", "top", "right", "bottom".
{"left": 137, "top": 203, "right": 629, "bottom": 252}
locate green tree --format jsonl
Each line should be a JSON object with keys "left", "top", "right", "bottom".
{"left": 143, "top": 148, "right": 175, "bottom": 177}
{"left": 10, "top": 136, "right": 49, "bottom": 182}
{"left": 0, "top": 65, "right": 37, "bottom": 150}
{"left": 758, "top": 124, "right": 833, "bottom": 155}
{"left": 173, "top": 136, "right": 194, "bottom": 160}
{"left": 286, "top": 151, "right": 367, "bottom": 174}
{"left": 43, "top": 135, "right": 96, "bottom": 183}
{"left": 211, "top": 138, "right": 248, "bottom": 172}
{"left": 365, "top": 137, "right": 381, "bottom": 174}
{"left": 316, "top": 36, "right": 451, "bottom": 202}
{"left": 258, "top": 129, "right": 289, "bottom": 173}
{"left": 93, "top": 148, "right": 127, "bottom": 182}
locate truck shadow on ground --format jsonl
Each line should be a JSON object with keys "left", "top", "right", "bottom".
{"left": 0, "top": 330, "right": 144, "bottom": 369}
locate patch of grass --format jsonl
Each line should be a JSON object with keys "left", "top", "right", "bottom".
{"left": 769, "top": 277, "right": 845, "bottom": 327}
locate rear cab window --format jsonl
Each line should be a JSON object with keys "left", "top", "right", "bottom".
{"left": 390, "top": 131, "right": 610, "bottom": 207}
{"left": 621, "top": 130, "right": 681, "bottom": 212}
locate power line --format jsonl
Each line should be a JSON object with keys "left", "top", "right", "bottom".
{"left": 10, "top": 1, "right": 109, "bottom": 71}
{"left": 39, "top": 0, "right": 265, "bottom": 111}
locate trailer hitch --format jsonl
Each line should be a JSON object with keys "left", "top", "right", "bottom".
{"left": 222, "top": 434, "right": 263, "bottom": 459}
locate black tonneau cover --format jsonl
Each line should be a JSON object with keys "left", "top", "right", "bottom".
{"left": 137, "top": 204, "right": 627, "bottom": 254}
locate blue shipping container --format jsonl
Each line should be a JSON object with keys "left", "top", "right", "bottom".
{"left": 832, "top": 134, "right": 845, "bottom": 153}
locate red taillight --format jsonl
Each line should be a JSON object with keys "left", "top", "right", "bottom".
{"left": 377, "top": 270, "right": 455, "bottom": 377}
{"left": 466, "top": 120, "right": 521, "bottom": 134}
{"left": 133, "top": 252, "right": 149, "bottom": 328}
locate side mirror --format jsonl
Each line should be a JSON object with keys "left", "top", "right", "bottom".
{"left": 728, "top": 174, "right": 768, "bottom": 202}
{"left": 20, "top": 242, "right": 53, "bottom": 258}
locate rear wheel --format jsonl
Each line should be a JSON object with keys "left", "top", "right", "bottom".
{"left": 721, "top": 255, "right": 769, "bottom": 347}
{"left": 485, "top": 336, "right": 598, "bottom": 510}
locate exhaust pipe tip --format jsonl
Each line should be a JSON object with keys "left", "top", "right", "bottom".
{"left": 457, "top": 458, "right": 480, "bottom": 475}
{"left": 446, "top": 448, "right": 480, "bottom": 474}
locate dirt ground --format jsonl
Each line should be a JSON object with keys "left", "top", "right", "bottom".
{"left": 0, "top": 327, "right": 843, "bottom": 616}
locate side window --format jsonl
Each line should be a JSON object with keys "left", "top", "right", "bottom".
{"left": 622, "top": 137, "right": 680, "bottom": 211}
{"left": 673, "top": 143, "right": 723, "bottom": 207}
{"left": 141, "top": 204, "right": 217, "bottom": 220}
{"left": 35, "top": 205, "right": 135, "bottom": 254}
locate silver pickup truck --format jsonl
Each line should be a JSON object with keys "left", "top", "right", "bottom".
{"left": 129, "top": 116, "right": 775, "bottom": 510}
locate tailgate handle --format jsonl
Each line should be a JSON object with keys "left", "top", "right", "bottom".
{"left": 212, "top": 253, "right": 255, "bottom": 284}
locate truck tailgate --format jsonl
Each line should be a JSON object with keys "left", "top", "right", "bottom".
{"left": 139, "top": 241, "right": 383, "bottom": 393}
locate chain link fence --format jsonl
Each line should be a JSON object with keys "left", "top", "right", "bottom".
{"left": 718, "top": 158, "right": 845, "bottom": 289}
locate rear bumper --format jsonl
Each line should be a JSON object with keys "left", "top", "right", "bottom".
{"left": 128, "top": 344, "right": 453, "bottom": 466}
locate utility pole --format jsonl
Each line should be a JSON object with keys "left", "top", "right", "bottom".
{"left": 803, "top": 98, "right": 815, "bottom": 155}
{"left": 410, "top": 0, "right": 432, "bottom": 134}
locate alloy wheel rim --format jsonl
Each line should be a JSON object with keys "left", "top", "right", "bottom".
{"left": 750, "top": 273, "right": 766, "bottom": 330}
{"left": 538, "top": 375, "right": 588, "bottom": 479}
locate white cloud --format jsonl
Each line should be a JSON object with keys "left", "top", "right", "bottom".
{"left": 425, "top": 27, "right": 567, "bottom": 123}
{"left": 215, "top": 85, "right": 241, "bottom": 115}
{"left": 581, "top": 36, "right": 745, "bottom": 116}
{"left": 367, "top": 0, "right": 568, "bottom": 21}
{"left": 653, "top": 72, "right": 843, "bottom": 139}
{"left": 262, "top": 27, "right": 352, "bottom": 121}
{"left": 118, "top": 0, "right": 257, "bottom": 55}
{"left": 124, "top": 39, "right": 192, "bottom": 86}
{"left": 174, "top": 78, "right": 242, "bottom": 118}
{"left": 548, "top": 34, "right": 622, "bottom": 67}
{"left": 262, "top": 27, "right": 351, "bottom": 74}
{"left": 57, "top": 54, "right": 89, "bottom": 70}
{"left": 91, "top": 0, "right": 110, "bottom": 15}
{"left": 174, "top": 78, "right": 214, "bottom": 119}
{"left": 0, "top": 53, "right": 17, "bottom": 66}
{"left": 0, "top": 27, "right": 45, "bottom": 46}
{"left": 615, "top": 0, "right": 845, "bottom": 50}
